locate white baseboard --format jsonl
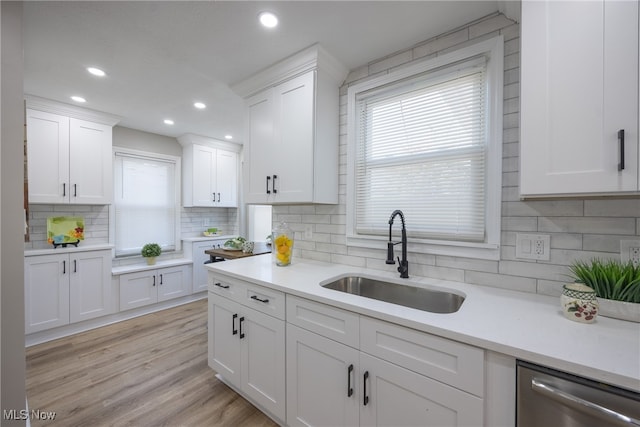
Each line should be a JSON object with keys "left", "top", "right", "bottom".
{"left": 25, "top": 292, "right": 207, "bottom": 347}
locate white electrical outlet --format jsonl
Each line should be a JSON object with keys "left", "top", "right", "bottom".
{"left": 515, "top": 233, "right": 551, "bottom": 261}
{"left": 203, "top": 218, "right": 209, "bottom": 227}
{"left": 621, "top": 240, "right": 640, "bottom": 267}
{"left": 304, "top": 224, "right": 313, "bottom": 239}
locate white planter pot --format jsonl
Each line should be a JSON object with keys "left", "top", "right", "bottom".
{"left": 597, "top": 298, "right": 640, "bottom": 323}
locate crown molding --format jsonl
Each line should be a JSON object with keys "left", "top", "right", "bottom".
{"left": 231, "top": 43, "right": 349, "bottom": 98}
{"left": 177, "top": 133, "right": 242, "bottom": 152}
{"left": 24, "top": 95, "right": 121, "bottom": 126}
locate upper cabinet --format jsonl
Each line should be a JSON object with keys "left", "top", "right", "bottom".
{"left": 25, "top": 97, "right": 120, "bottom": 204}
{"left": 179, "top": 134, "right": 240, "bottom": 208}
{"left": 520, "top": 0, "right": 639, "bottom": 197}
{"left": 233, "top": 44, "right": 348, "bottom": 204}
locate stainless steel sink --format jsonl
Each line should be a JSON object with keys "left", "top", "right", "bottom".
{"left": 321, "top": 276, "right": 465, "bottom": 314}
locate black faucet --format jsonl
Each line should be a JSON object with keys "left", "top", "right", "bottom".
{"left": 386, "top": 210, "right": 409, "bottom": 278}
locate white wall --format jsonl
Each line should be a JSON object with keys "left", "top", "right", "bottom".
{"left": 272, "top": 12, "right": 640, "bottom": 298}
{"left": 1, "top": 1, "right": 27, "bottom": 423}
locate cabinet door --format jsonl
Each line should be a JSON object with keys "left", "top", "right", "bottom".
{"left": 272, "top": 71, "right": 315, "bottom": 203}
{"left": 208, "top": 295, "right": 242, "bottom": 386}
{"left": 192, "top": 144, "right": 216, "bottom": 207}
{"left": 69, "top": 118, "right": 113, "bottom": 204}
{"left": 241, "top": 306, "right": 286, "bottom": 421}
{"left": 245, "top": 89, "right": 274, "bottom": 204}
{"left": 119, "top": 270, "right": 157, "bottom": 311}
{"left": 216, "top": 149, "right": 238, "bottom": 207}
{"left": 24, "top": 254, "right": 70, "bottom": 333}
{"left": 359, "top": 353, "right": 483, "bottom": 427}
{"left": 157, "top": 265, "right": 191, "bottom": 302}
{"left": 521, "top": 0, "right": 638, "bottom": 195}
{"left": 26, "top": 109, "right": 70, "bottom": 203}
{"left": 69, "top": 250, "right": 112, "bottom": 323}
{"left": 286, "top": 324, "right": 359, "bottom": 427}
{"left": 192, "top": 241, "right": 224, "bottom": 293}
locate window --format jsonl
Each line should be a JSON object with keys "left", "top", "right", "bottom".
{"left": 112, "top": 148, "right": 181, "bottom": 257}
{"left": 347, "top": 37, "right": 503, "bottom": 260}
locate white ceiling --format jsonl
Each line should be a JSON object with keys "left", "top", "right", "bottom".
{"left": 23, "top": 1, "right": 500, "bottom": 143}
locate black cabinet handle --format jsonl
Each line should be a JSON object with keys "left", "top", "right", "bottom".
{"left": 239, "top": 316, "right": 245, "bottom": 339}
{"left": 363, "top": 371, "right": 369, "bottom": 406}
{"left": 272, "top": 174, "right": 278, "bottom": 194}
{"left": 152, "top": 276, "right": 156, "bottom": 286}
{"left": 159, "top": 274, "right": 163, "bottom": 285}
{"left": 250, "top": 295, "right": 269, "bottom": 304}
{"left": 232, "top": 313, "right": 238, "bottom": 335}
{"left": 618, "top": 129, "right": 625, "bottom": 171}
{"left": 347, "top": 364, "right": 354, "bottom": 397}
{"left": 74, "top": 184, "right": 77, "bottom": 197}
{"left": 266, "top": 176, "right": 271, "bottom": 194}
{"left": 62, "top": 183, "right": 66, "bottom": 197}
{"left": 214, "top": 282, "right": 229, "bottom": 289}
{"left": 74, "top": 259, "right": 77, "bottom": 273}
{"left": 217, "top": 192, "right": 221, "bottom": 203}
{"left": 62, "top": 260, "right": 66, "bottom": 274}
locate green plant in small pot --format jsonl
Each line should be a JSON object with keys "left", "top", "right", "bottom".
{"left": 141, "top": 243, "right": 161, "bottom": 265}
{"left": 569, "top": 259, "right": 640, "bottom": 322}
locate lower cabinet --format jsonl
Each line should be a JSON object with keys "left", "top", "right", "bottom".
{"left": 208, "top": 275, "right": 286, "bottom": 422}
{"left": 208, "top": 275, "right": 485, "bottom": 427}
{"left": 119, "top": 265, "right": 191, "bottom": 311}
{"left": 184, "top": 239, "right": 226, "bottom": 293}
{"left": 25, "top": 249, "right": 112, "bottom": 334}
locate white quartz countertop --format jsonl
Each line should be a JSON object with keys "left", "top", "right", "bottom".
{"left": 207, "top": 255, "right": 640, "bottom": 393}
{"left": 25, "top": 243, "right": 114, "bottom": 257}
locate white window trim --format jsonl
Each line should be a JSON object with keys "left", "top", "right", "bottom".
{"left": 346, "top": 36, "right": 503, "bottom": 260}
{"left": 109, "top": 147, "right": 182, "bottom": 258}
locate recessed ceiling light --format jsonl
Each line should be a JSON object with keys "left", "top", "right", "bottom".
{"left": 71, "top": 96, "right": 86, "bottom": 103}
{"left": 87, "top": 67, "right": 106, "bottom": 77}
{"left": 194, "top": 102, "right": 206, "bottom": 109}
{"left": 259, "top": 12, "right": 278, "bottom": 28}
{"left": 224, "top": 135, "right": 233, "bottom": 140}
{"left": 164, "top": 119, "right": 174, "bottom": 125}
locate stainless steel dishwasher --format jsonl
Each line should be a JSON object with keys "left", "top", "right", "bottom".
{"left": 517, "top": 360, "right": 640, "bottom": 427}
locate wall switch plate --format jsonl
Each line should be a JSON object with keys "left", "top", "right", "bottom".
{"left": 203, "top": 218, "right": 210, "bottom": 227}
{"left": 620, "top": 240, "right": 640, "bottom": 267}
{"left": 304, "top": 224, "right": 313, "bottom": 239}
{"left": 515, "top": 233, "right": 551, "bottom": 261}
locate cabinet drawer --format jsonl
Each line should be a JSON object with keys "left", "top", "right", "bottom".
{"left": 360, "top": 316, "right": 484, "bottom": 397}
{"left": 209, "top": 273, "right": 285, "bottom": 320}
{"left": 241, "top": 282, "right": 285, "bottom": 320}
{"left": 286, "top": 295, "right": 359, "bottom": 348}
{"left": 208, "top": 273, "right": 246, "bottom": 301}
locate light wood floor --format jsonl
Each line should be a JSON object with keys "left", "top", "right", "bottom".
{"left": 26, "top": 299, "right": 279, "bottom": 427}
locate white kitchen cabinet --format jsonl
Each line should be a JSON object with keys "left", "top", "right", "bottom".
{"left": 26, "top": 108, "right": 114, "bottom": 204}
{"left": 286, "top": 323, "right": 360, "bottom": 427}
{"left": 183, "top": 238, "right": 226, "bottom": 293}
{"left": 25, "top": 249, "right": 112, "bottom": 334}
{"left": 208, "top": 275, "right": 286, "bottom": 422}
{"left": 285, "top": 295, "right": 484, "bottom": 427}
{"left": 181, "top": 142, "right": 238, "bottom": 207}
{"left": 119, "top": 265, "right": 191, "bottom": 311}
{"left": 520, "top": 0, "right": 639, "bottom": 196}
{"left": 236, "top": 44, "right": 348, "bottom": 205}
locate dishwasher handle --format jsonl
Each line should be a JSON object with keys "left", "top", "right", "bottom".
{"left": 531, "top": 378, "right": 640, "bottom": 427}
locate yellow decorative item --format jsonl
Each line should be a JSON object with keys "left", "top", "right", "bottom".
{"left": 272, "top": 222, "right": 294, "bottom": 266}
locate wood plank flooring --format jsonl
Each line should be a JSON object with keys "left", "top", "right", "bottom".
{"left": 26, "top": 299, "right": 279, "bottom": 427}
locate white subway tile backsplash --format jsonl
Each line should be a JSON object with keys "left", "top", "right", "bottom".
{"left": 499, "top": 260, "right": 569, "bottom": 282}
{"left": 583, "top": 234, "right": 637, "bottom": 253}
{"left": 465, "top": 271, "right": 536, "bottom": 293}
{"left": 584, "top": 199, "right": 640, "bottom": 217}
{"left": 502, "top": 200, "right": 584, "bottom": 217}
{"left": 436, "top": 256, "right": 499, "bottom": 274}
{"left": 369, "top": 50, "right": 413, "bottom": 75}
{"left": 538, "top": 217, "right": 636, "bottom": 235}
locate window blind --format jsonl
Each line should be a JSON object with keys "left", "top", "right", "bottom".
{"left": 114, "top": 152, "right": 177, "bottom": 256}
{"left": 354, "top": 59, "right": 487, "bottom": 242}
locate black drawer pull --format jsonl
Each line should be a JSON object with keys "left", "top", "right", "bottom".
{"left": 152, "top": 275, "right": 156, "bottom": 287}
{"left": 272, "top": 174, "right": 278, "bottom": 194}
{"left": 618, "top": 129, "right": 625, "bottom": 171}
{"left": 347, "top": 364, "right": 354, "bottom": 397}
{"left": 266, "top": 176, "right": 271, "bottom": 194}
{"left": 363, "top": 371, "right": 369, "bottom": 406}
{"left": 214, "top": 282, "right": 229, "bottom": 289}
{"left": 239, "top": 316, "right": 245, "bottom": 339}
{"left": 250, "top": 295, "right": 269, "bottom": 304}
{"left": 232, "top": 313, "right": 238, "bottom": 335}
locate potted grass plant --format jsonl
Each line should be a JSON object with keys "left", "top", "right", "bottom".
{"left": 141, "top": 243, "right": 162, "bottom": 265}
{"left": 569, "top": 259, "right": 640, "bottom": 322}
